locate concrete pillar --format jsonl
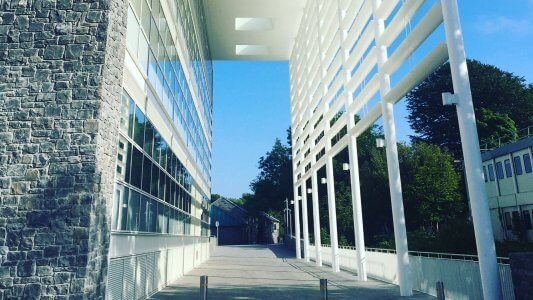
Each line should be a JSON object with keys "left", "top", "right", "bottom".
{"left": 442, "top": 0, "right": 503, "bottom": 298}
{"left": 302, "top": 180, "right": 310, "bottom": 262}
{"left": 371, "top": 0, "right": 413, "bottom": 295}
{"left": 326, "top": 156, "right": 340, "bottom": 272}
{"left": 294, "top": 186, "right": 302, "bottom": 259}
{"left": 348, "top": 136, "right": 367, "bottom": 281}
{"left": 311, "top": 170, "right": 323, "bottom": 266}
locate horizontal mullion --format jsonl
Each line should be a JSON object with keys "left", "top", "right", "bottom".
{"left": 379, "top": 0, "right": 425, "bottom": 47}
{"left": 382, "top": 2, "right": 443, "bottom": 76}
{"left": 346, "top": 46, "right": 377, "bottom": 93}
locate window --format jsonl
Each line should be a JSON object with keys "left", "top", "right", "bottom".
{"left": 148, "top": 198, "right": 157, "bottom": 232}
{"left": 119, "top": 94, "right": 131, "bottom": 134}
{"left": 514, "top": 156, "right": 523, "bottom": 175}
{"left": 483, "top": 166, "right": 488, "bottom": 182}
{"left": 512, "top": 211, "right": 521, "bottom": 231}
{"left": 504, "top": 212, "right": 512, "bottom": 230}
{"left": 141, "top": 157, "right": 152, "bottom": 194}
{"left": 130, "top": 147, "right": 143, "bottom": 188}
{"left": 133, "top": 107, "right": 145, "bottom": 147}
{"left": 126, "top": 7, "right": 140, "bottom": 54}
{"left": 127, "top": 190, "right": 140, "bottom": 231}
{"left": 143, "top": 120, "right": 154, "bottom": 157}
{"left": 488, "top": 164, "right": 495, "bottom": 181}
{"left": 495, "top": 162, "right": 504, "bottom": 180}
{"left": 523, "top": 210, "right": 532, "bottom": 230}
{"left": 504, "top": 159, "right": 513, "bottom": 178}
{"left": 524, "top": 154, "right": 532, "bottom": 173}
{"left": 138, "top": 195, "right": 149, "bottom": 232}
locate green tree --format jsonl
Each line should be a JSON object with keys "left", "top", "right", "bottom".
{"left": 247, "top": 137, "right": 293, "bottom": 215}
{"left": 405, "top": 142, "right": 464, "bottom": 231}
{"left": 406, "top": 59, "right": 533, "bottom": 157}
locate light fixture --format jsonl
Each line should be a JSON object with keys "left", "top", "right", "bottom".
{"left": 297, "top": 195, "right": 302, "bottom": 200}
{"left": 321, "top": 177, "right": 327, "bottom": 184}
{"left": 307, "top": 188, "right": 312, "bottom": 194}
{"left": 376, "top": 138, "right": 385, "bottom": 148}
{"left": 291, "top": 200, "right": 294, "bottom": 205}
{"left": 342, "top": 163, "right": 350, "bottom": 171}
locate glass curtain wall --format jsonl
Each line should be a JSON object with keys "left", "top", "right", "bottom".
{"left": 125, "top": 0, "right": 213, "bottom": 185}
{"left": 112, "top": 92, "right": 210, "bottom": 236}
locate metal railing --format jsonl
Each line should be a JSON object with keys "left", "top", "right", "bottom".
{"left": 310, "top": 244, "right": 510, "bottom": 264}
{"left": 480, "top": 125, "right": 532, "bottom": 152}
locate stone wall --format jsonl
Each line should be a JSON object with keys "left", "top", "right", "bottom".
{"left": 0, "top": 0, "right": 127, "bottom": 298}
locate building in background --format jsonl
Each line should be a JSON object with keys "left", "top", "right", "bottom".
{"left": 482, "top": 136, "right": 533, "bottom": 242}
{"left": 258, "top": 212, "right": 280, "bottom": 244}
{"left": 210, "top": 198, "right": 256, "bottom": 245}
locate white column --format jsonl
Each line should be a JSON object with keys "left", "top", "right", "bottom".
{"left": 293, "top": 186, "right": 302, "bottom": 259}
{"left": 371, "top": 0, "right": 412, "bottom": 296}
{"left": 442, "top": 1, "right": 502, "bottom": 299}
{"left": 311, "top": 170, "right": 323, "bottom": 266}
{"left": 326, "top": 156, "right": 340, "bottom": 272}
{"left": 301, "top": 180, "right": 310, "bottom": 262}
{"left": 348, "top": 136, "right": 367, "bottom": 281}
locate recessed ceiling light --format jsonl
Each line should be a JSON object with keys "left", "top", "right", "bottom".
{"left": 236, "top": 45, "right": 270, "bottom": 56}
{"left": 235, "top": 18, "right": 274, "bottom": 31}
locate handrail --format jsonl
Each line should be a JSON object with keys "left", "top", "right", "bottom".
{"left": 308, "top": 244, "right": 510, "bottom": 264}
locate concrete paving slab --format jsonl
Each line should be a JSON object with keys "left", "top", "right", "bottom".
{"left": 149, "top": 244, "right": 434, "bottom": 299}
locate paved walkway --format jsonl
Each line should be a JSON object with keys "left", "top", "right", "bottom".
{"left": 149, "top": 244, "right": 433, "bottom": 299}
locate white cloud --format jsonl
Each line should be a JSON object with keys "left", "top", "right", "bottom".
{"left": 475, "top": 15, "right": 532, "bottom": 37}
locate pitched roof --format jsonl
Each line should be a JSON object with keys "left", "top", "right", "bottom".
{"left": 212, "top": 197, "right": 250, "bottom": 224}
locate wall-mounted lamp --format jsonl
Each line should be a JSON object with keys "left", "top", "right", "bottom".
{"left": 291, "top": 200, "right": 294, "bottom": 205}
{"left": 376, "top": 138, "right": 385, "bottom": 148}
{"left": 321, "top": 177, "right": 327, "bottom": 184}
{"left": 307, "top": 188, "right": 312, "bottom": 194}
{"left": 297, "top": 195, "right": 302, "bottom": 200}
{"left": 342, "top": 163, "right": 350, "bottom": 171}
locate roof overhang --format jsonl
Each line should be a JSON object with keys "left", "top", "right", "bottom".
{"left": 203, "top": 0, "right": 308, "bottom": 60}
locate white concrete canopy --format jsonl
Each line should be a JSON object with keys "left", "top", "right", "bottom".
{"left": 203, "top": 0, "right": 307, "bottom": 60}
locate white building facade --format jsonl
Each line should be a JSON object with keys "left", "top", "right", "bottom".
{"left": 482, "top": 137, "right": 533, "bottom": 243}
{"left": 106, "top": 0, "right": 213, "bottom": 298}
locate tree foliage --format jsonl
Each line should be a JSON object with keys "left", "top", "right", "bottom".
{"left": 246, "top": 134, "right": 293, "bottom": 216}
{"left": 406, "top": 59, "right": 532, "bottom": 156}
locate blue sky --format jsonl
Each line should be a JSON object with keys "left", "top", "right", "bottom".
{"left": 211, "top": 0, "right": 533, "bottom": 198}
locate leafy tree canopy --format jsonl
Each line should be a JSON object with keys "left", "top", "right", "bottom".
{"left": 407, "top": 59, "right": 532, "bottom": 156}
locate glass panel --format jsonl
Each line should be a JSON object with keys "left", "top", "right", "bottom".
{"left": 119, "top": 186, "right": 129, "bottom": 230}
{"left": 165, "top": 174, "right": 171, "bottom": 204}
{"left": 138, "top": 33, "right": 150, "bottom": 74}
{"left": 116, "top": 137, "right": 130, "bottom": 182}
{"left": 120, "top": 93, "right": 131, "bottom": 134}
{"left": 504, "top": 159, "right": 513, "bottom": 178}
{"left": 158, "top": 170, "right": 165, "bottom": 200}
{"left": 143, "top": 120, "right": 154, "bottom": 157}
{"left": 138, "top": 194, "right": 149, "bottom": 232}
{"left": 488, "top": 164, "right": 495, "bottom": 181}
{"left": 514, "top": 156, "right": 523, "bottom": 175}
{"left": 141, "top": 156, "right": 152, "bottom": 194}
{"left": 483, "top": 166, "right": 488, "bottom": 182}
{"left": 128, "top": 99, "right": 135, "bottom": 138}
{"left": 126, "top": 7, "right": 140, "bottom": 54}
{"left": 131, "top": 0, "right": 142, "bottom": 16}
{"left": 130, "top": 146, "right": 143, "bottom": 188}
{"left": 140, "top": 0, "right": 151, "bottom": 34}
{"left": 111, "top": 185, "right": 122, "bottom": 230}
{"left": 495, "top": 162, "right": 504, "bottom": 180}
{"left": 133, "top": 106, "right": 145, "bottom": 147}
{"left": 148, "top": 198, "right": 157, "bottom": 232}
{"left": 523, "top": 210, "right": 532, "bottom": 230}
{"left": 127, "top": 189, "right": 140, "bottom": 231}
{"left": 150, "top": 162, "right": 159, "bottom": 197}
{"left": 524, "top": 154, "right": 532, "bottom": 173}
{"left": 157, "top": 201, "right": 166, "bottom": 233}
{"left": 153, "top": 131, "right": 162, "bottom": 164}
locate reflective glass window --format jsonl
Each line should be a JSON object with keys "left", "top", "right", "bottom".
{"left": 141, "top": 156, "right": 152, "bottom": 194}
{"left": 127, "top": 189, "right": 140, "bottom": 231}
{"left": 495, "top": 162, "right": 504, "bottom": 180}
{"left": 488, "top": 164, "right": 495, "bottom": 181}
{"left": 138, "top": 194, "right": 149, "bottom": 232}
{"left": 130, "top": 147, "right": 143, "bottom": 188}
{"left": 524, "top": 154, "right": 532, "bottom": 173}
{"left": 504, "top": 159, "right": 513, "bottom": 178}
{"left": 514, "top": 156, "right": 523, "bottom": 175}
{"left": 133, "top": 106, "right": 145, "bottom": 147}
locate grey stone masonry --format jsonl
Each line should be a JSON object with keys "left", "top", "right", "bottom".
{"left": 0, "top": 0, "right": 128, "bottom": 299}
